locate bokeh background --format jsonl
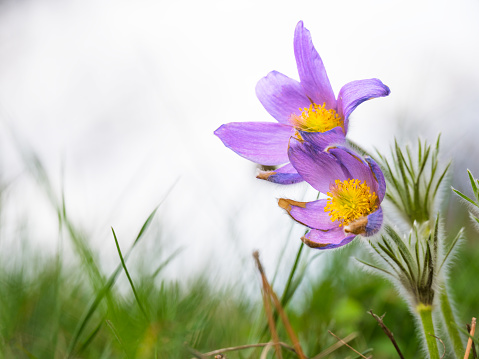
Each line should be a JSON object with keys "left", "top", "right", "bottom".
{"left": 0, "top": 0, "right": 478, "bottom": 357}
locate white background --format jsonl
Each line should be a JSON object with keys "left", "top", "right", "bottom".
{"left": 0, "top": 0, "right": 478, "bottom": 286}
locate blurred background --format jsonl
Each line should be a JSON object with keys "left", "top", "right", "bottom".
{"left": 0, "top": 0, "right": 478, "bottom": 357}
{"left": 1, "top": 0, "right": 478, "bottom": 280}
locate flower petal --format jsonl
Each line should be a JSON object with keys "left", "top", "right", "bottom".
{"left": 365, "top": 157, "right": 386, "bottom": 202}
{"left": 256, "top": 71, "right": 311, "bottom": 124}
{"left": 302, "top": 228, "right": 356, "bottom": 250}
{"left": 365, "top": 207, "right": 383, "bottom": 236}
{"left": 257, "top": 163, "right": 303, "bottom": 184}
{"left": 343, "top": 207, "right": 383, "bottom": 236}
{"left": 298, "top": 127, "right": 346, "bottom": 151}
{"left": 288, "top": 137, "right": 349, "bottom": 193}
{"left": 294, "top": 21, "right": 336, "bottom": 110}
{"left": 327, "top": 146, "right": 376, "bottom": 191}
{"left": 337, "top": 79, "right": 391, "bottom": 132}
{"left": 278, "top": 198, "right": 339, "bottom": 230}
{"left": 214, "top": 122, "right": 293, "bottom": 165}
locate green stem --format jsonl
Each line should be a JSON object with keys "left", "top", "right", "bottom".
{"left": 417, "top": 304, "right": 440, "bottom": 359}
{"left": 440, "top": 289, "right": 464, "bottom": 358}
{"left": 280, "top": 242, "right": 304, "bottom": 306}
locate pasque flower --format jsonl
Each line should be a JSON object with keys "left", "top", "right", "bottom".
{"left": 214, "top": 21, "right": 390, "bottom": 184}
{"left": 279, "top": 136, "right": 386, "bottom": 249}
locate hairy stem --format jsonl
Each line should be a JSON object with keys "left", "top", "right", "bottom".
{"left": 440, "top": 289, "right": 464, "bottom": 358}
{"left": 417, "top": 304, "right": 440, "bottom": 359}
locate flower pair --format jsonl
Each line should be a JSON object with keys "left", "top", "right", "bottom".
{"left": 215, "top": 21, "right": 388, "bottom": 249}
{"left": 279, "top": 135, "right": 385, "bottom": 249}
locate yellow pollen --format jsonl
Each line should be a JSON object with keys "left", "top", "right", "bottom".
{"left": 324, "top": 179, "right": 378, "bottom": 226}
{"left": 290, "top": 102, "right": 343, "bottom": 133}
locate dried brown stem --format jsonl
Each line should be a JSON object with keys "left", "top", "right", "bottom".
{"left": 253, "top": 251, "right": 307, "bottom": 359}
{"left": 369, "top": 310, "right": 405, "bottom": 359}
{"left": 311, "top": 332, "right": 357, "bottom": 359}
{"left": 260, "top": 343, "right": 273, "bottom": 359}
{"left": 186, "top": 345, "right": 208, "bottom": 359}
{"left": 254, "top": 251, "right": 282, "bottom": 359}
{"left": 328, "top": 331, "right": 370, "bottom": 359}
{"left": 465, "top": 317, "right": 477, "bottom": 359}
{"left": 201, "top": 342, "right": 302, "bottom": 357}
{"left": 467, "top": 324, "right": 477, "bottom": 359}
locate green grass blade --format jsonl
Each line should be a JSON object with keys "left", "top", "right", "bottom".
{"left": 106, "top": 319, "right": 128, "bottom": 356}
{"left": 16, "top": 345, "right": 39, "bottom": 359}
{"left": 280, "top": 241, "right": 305, "bottom": 307}
{"left": 418, "top": 138, "right": 423, "bottom": 165}
{"left": 151, "top": 247, "right": 184, "bottom": 278}
{"left": 76, "top": 320, "right": 103, "bottom": 355}
{"left": 111, "top": 227, "right": 148, "bottom": 320}
{"left": 132, "top": 178, "right": 178, "bottom": 247}
{"left": 67, "top": 282, "right": 114, "bottom": 357}
{"left": 134, "top": 207, "right": 160, "bottom": 245}
{"left": 66, "top": 205, "right": 163, "bottom": 356}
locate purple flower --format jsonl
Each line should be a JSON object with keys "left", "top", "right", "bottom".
{"left": 214, "top": 21, "right": 390, "bottom": 185}
{"left": 279, "top": 139, "right": 386, "bottom": 249}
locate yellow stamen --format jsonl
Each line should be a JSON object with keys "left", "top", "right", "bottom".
{"left": 290, "top": 102, "right": 343, "bottom": 133}
{"left": 324, "top": 179, "right": 378, "bottom": 226}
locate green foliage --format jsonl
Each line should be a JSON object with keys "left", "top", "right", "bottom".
{"left": 0, "top": 260, "right": 256, "bottom": 358}
{"left": 376, "top": 136, "right": 450, "bottom": 225}
{"left": 1, "top": 140, "right": 476, "bottom": 359}
{"left": 1, "top": 232, "right": 478, "bottom": 358}
{"left": 359, "top": 223, "right": 443, "bottom": 306}
{"left": 452, "top": 169, "right": 479, "bottom": 224}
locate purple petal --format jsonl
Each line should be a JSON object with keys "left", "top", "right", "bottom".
{"left": 294, "top": 21, "right": 336, "bottom": 110}
{"left": 257, "top": 163, "right": 303, "bottom": 184}
{"left": 365, "top": 157, "right": 386, "bottom": 202}
{"left": 302, "top": 228, "right": 356, "bottom": 250}
{"left": 343, "top": 207, "right": 383, "bottom": 236}
{"left": 278, "top": 198, "right": 339, "bottom": 230}
{"left": 364, "top": 207, "right": 383, "bottom": 236}
{"left": 337, "top": 79, "right": 390, "bottom": 132}
{"left": 298, "top": 127, "right": 346, "bottom": 151}
{"left": 288, "top": 137, "right": 348, "bottom": 193}
{"left": 327, "top": 146, "right": 376, "bottom": 191}
{"left": 256, "top": 71, "right": 311, "bottom": 124}
{"left": 214, "top": 122, "right": 293, "bottom": 165}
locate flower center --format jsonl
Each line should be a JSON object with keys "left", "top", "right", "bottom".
{"left": 324, "top": 179, "right": 378, "bottom": 226}
{"left": 290, "top": 103, "right": 343, "bottom": 133}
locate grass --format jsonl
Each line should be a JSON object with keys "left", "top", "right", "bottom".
{"left": 0, "top": 236, "right": 477, "bottom": 358}
{"left": 2, "top": 234, "right": 476, "bottom": 359}
{"left": 0, "top": 148, "right": 477, "bottom": 358}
